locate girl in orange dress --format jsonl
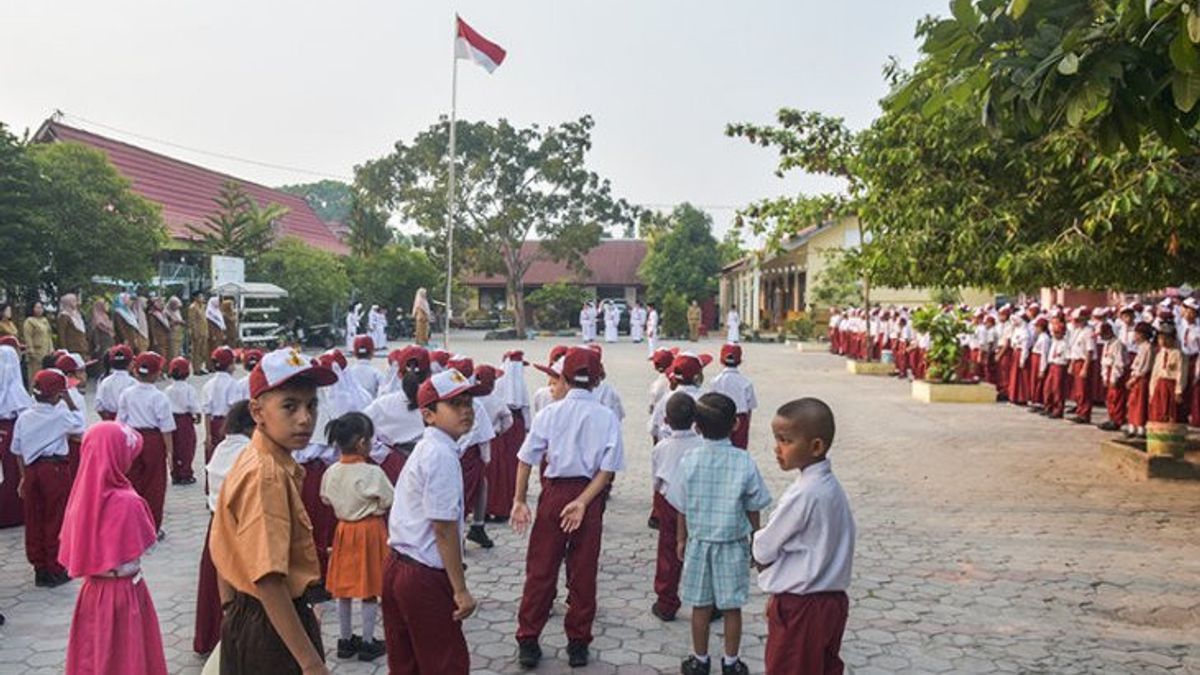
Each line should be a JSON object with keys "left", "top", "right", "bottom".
{"left": 320, "top": 412, "right": 394, "bottom": 663}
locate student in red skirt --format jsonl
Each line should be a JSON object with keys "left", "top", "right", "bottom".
{"left": 1125, "top": 323, "right": 1154, "bottom": 438}
{"left": 1006, "top": 313, "right": 1030, "bottom": 407}
{"left": 1149, "top": 323, "right": 1184, "bottom": 423}
{"left": 649, "top": 392, "right": 701, "bottom": 622}
{"left": 708, "top": 344, "right": 757, "bottom": 450}
{"left": 486, "top": 351, "right": 530, "bottom": 522}
{"left": 1098, "top": 323, "right": 1127, "bottom": 432}
{"left": 55, "top": 352, "right": 92, "bottom": 479}
{"left": 59, "top": 422, "right": 167, "bottom": 675}
{"left": 0, "top": 341, "right": 33, "bottom": 529}
{"left": 321, "top": 412, "right": 393, "bottom": 663}
{"left": 117, "top": 352, "right": 175, "bottom": 535}
{"left": 95, "top": 345, "right": 135, "bottom": 422}
{"left": 11, "top": 368, "right": 84, "bottom": 587}
{"left": 164, "top": 357, "right": 200, "bottom": 485}
{"left": 1042, "top": 322, "right": 1070, "bottom": 419}
{"left": 1067, "top": 309, "right": 1097, "bottom": 424}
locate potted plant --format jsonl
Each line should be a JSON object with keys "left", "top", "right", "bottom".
{"left": 908, "top": 305, "right": 995, "bottom": 402}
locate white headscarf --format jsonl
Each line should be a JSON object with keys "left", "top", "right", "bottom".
{"left": 59, "top": 293, "right": 85, "bottom": 333}
{"left": 412, "top": 288, "right": 431, "bottom": 317}
{"left": 206, "top": 297, "right": 226, "bottom": 331}
{"left": 0, "top": 345, "right": 33, "bottom": 418}
{"left": 326, "top": 362, "right": 373, "bottom": 416}
{"left": 499, "top": 353, "right": 531, "bottom": 412}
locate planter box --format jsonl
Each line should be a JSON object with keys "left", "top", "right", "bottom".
{"left": 1099, "top": 439, "right": 1200, "bottom": 481}
{"left": 911, "top": 379, "right": 996, "bottom": 403}
{"left": 846, "top": 360, "right": 893, "bottom": 376}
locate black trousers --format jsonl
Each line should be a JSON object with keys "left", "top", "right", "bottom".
{"left": 220, "top": 591, "right": 323, "bottom": 675}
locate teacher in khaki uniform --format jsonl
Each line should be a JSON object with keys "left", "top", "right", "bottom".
{"left": 687, "top": 300, "right": 703, "bottom": 342}
{"left": 209, "top": 348, "right": 338, "bottom": 675}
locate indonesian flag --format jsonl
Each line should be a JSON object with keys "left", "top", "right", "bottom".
{"left": 455, "top": 16, "right": 506, "bottom": 73}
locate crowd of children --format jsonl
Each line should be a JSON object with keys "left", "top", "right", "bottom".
{"left": 829, "top": 296, "right": 1200, "bottom": 437}
{"left": 0, "top": 319, "right": 860, "bottom": 675}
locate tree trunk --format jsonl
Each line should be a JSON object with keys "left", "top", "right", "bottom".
{"left": 510, "top": 278, "right": 527, "bottom": 339}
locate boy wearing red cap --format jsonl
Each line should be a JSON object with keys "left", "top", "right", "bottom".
{"left": 649, "top": 352, "right": 711, "bottom": 442}
{"left": 648, "top": 348, "right": 677, "bottom": 443}
{"left": 10, "top": 368, "right": 85, "bottom": 587}
{"left": 365, "top": 346, "right": 431, "bottom": 483}
{"left": 54, "top": 352, "right": 91, "bottom": 478}
{"left": 210, "top": 348, "right": 338, "bottom": 675}
{"left": 201, "top": 346, "right": 239, "bottom": 468}
{"left": 709, "top": 344, "right": 758, "bottom": 450}
{"left": 95, "top": 344, "right": 136, "bottom": 421}
{"left": 118, "top": 352, "right": 176, "bottom": 533}
{"left": 230, "top": 348, "right": 265, "bottom": 403}
{"left": 447, "top": 355, "right": 498, "bottom": 549}
{"left": 1042, "top": 322, "right": 1071, "bottom": 419}
{"left": 650, "top": 392, "right": 701, "bottom": 622}
{"left": 531, "top": 346, "right": 570, "bottom": 418}
{"left": 382, "top": 368, "right": 478, "bottom": 674}
{"left": 1098, "top": 324, "right": 1127, "bottom": 431}
{"left": 165, "top": 357, "right": 201, "bottom": 485}
{"left": 512, "top": 347, "right": 624, "bottom": 669}
{"left": 348, "top": 336, "right": 384, "bottom": 398}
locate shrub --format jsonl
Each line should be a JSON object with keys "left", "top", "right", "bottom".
{"left": 526, "top": 282, "right": 590, "bottom": 331}
{"left": 662, "top": 291, "right": 688, "bottom": 338}
{"left": 784, "top": 315, "right": 816, "bottom": 340}
{"left": 251, "top": 237, "right": 350, "bottom": 327}
{"left": 910, "top": 305, "right": 971, "bottom": 382}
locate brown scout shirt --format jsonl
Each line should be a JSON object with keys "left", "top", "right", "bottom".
{"left": 209, "top": 433, "right": 320, "bottom": 599}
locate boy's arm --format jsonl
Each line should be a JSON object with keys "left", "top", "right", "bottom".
{"left": 676, "top": 512, "right": 688, "bottom": 562}
{"left": 510, "top": 461, "right": 533, "bottom": 533}
{"left": 432, "top": 520, "right": 476, "bottom": 621}
{"left": 254, "top": 574, "right": 328, "bottom": 675}
{"left": 559, "top": 470, "right": 613, "bottom": 533}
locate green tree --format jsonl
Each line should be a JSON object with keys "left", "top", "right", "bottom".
{"left": 345, "top": 190, "right": 394, "bottom": 257}
{"left": 27, "top": 142, "right": 165, "bottom": 296}
{"left": 0, "top": 124, "right": 46, "bottom": 299}
{"left": 188, "top": 181, "right": 288, "bottom": 263}
{"left": 525, "top": 281, "right": 591, "bottom": 330}
{"left": 810, "top": 249, "right": 863, "bottom": 309}
{"left": 638, "top": 203, "right": 723, "bottom": 304}
{"left": 251, "top": 237, "right": 350, "bottom": 327}
{"left": 278, "top": 179, "right": 353, "bottom": 223}
{"left": 717, "top": 227, "right": 747, "bottom": 266}
{"left": 661, "top": 291, "right": 689, "bottom": 339}
{"left": 355, "top": 116, "right": 634, "bottom": 338}
{"left": 348, "top": 244, "right": 438, "bottom": 315}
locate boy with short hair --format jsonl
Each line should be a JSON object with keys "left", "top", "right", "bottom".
{"left": 754, "top": 398, "right": 856, "bottom": 675}
{"left": 210, "top": 348, "right": 338, "bottom": 675}
{"left": 95, "top": 344, "right": 135, "bottom": 421}
{"left": 382, "top": 368, "right": 478, "bottom": 674}
{"left": 669, "top": 392, "right": 771, "bottom": 675}
{"left": 708, "top": 344, "right": 757, "bottom": 450}
{"left": 202, "top": 346, "right": 238, "bottom": 466}
{"left": 512, "top": 347, "right": 624, "bottom": 669}
{"left": 649, "top": 392, "right": 701, "bottom": 622}
{"left": 10, "top": 368, "right": 85, "bottom": 587}
{"left": 165, "top": 357, "right": 201, "bottom": 485}
{"left": 117, "top": 351, "right": 176, "bottom": 533}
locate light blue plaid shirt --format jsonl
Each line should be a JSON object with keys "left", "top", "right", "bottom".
{"left": 666, "top": 439, "right": 772, "bottom": 542}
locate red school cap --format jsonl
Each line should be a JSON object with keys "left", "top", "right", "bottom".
{"left": 168, "top": 357, "right": 191, "bottom": 379}
{"left": 416, "top": 368, "right": 474, "bottom": 408}
{"left": 32, "top": 369, "right": 68, "bottom": 399}
{"left": 249, "top": 348, "right": 337, "bottom": 399}
{"left": 133, "top": 351, "right": 165, "bottom": 377}
{"left": 720, "top": 343, "right": 743, "bottom": 366}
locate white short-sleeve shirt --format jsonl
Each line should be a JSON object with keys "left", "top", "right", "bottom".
{"left": 95, "top": 370, "right": 136, "bottom": 414}
{"left": 10, "top": 402, "right": 86, "bottom": 463}
{"left": 117, "top": 382, "right": 176, "bottom": 432}
{"left": 518, "top": 388, "right": 624, "bottom": 478}
{"left": 388, "top": 426, "right": 465, "bottom": 569}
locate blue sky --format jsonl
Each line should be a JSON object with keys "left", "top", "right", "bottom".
{"left": 1, "top": 0, "right": 949, "bottom": 237}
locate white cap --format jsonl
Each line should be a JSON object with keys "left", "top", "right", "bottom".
{"left": 249, "top": 348, "right": 337, "bottom": 399}
{"left": 1184, "top": 298, "right": 1200, "bottom": 311}
{"left": 416, "top": 368, "right": 475, "bottom": 408}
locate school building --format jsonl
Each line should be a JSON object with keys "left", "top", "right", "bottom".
{"left": 719, "top": 215, "right": 994, "bottom": 332}
{"left": 33, "top": 118, "right": 348, "bottom": 296}
{"left": 462, "top": 239, "right": 648, "bottom": 323}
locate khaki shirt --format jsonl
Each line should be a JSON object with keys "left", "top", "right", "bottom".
{"left": 209, "top": 433, "right": 320, "bottom": 599}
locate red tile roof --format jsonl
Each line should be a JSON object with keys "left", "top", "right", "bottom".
{"left": 464, "top": 240, "right": 647, "bottom": 287}
{"left": 34, "top": 120, "right": 349, "bottom": 255}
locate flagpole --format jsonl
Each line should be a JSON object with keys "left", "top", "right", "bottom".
{"left": 444, "top": 19, "right": 459, "bottom": 350}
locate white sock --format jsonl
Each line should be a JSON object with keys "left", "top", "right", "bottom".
{"left": 362, "top": 600, "right": 378, "bottom": 641}
{"left": 338, "top": 599, "right": 353, "bottom": 640}
{"left": 723, "top": 654, "right": 740, "bottom": 666}
{"left": 693, "top": 653, "right": 709, "bottom": 663}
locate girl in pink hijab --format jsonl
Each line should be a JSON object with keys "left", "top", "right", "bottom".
{"left": 59, "top": 422, "right": 167, "bottom": 675}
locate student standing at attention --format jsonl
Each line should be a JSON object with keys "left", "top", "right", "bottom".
{"left": 753, "top": 398, "right": 856, "bottom": 675}
{"left": 209, "top": 348, "right": 337, "bottom": 675}
{"left": 117, "top": 352, "right": 175, "bottom": 535}
{"left": 649, "top": 392, "right": 702, "bottom": 623}
{"left": 512, "top": 347, "right": 624, "bottom": 669}
{"left": 668, "top": 393, "right": 771, "bottom": 675}
{"left": 95, "top": 345, "right": 135, "bottom": 422}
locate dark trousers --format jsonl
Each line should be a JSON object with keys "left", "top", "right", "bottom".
{"left": 220, "top": 592, "right": 323, "bottom": 675}
{"left": 652, "top": 493, "right": 682, "bottom": 615}
{"left": 381, "top": 553, "right": 470, "bottom": 674}
{"left": 731, "top": 412, "right": 751, "bottom": 450}
{"left": 193, "top": 517, "right": 221, "bottom": 655}
{"left": 766, "top": 591, "right": 849, "bottom": 675}
{"left": 300, "top": 460, "right": 336, "bottom": 580}
{"left": 516, "top": 477, "right": 606, "bottom": 644}
{"left": 171, "top": 413, "right": 197, "bottom": 481}
{"left": 23, "top": 458, "right": 71, "bottom": 574}
{"left": 128, "top": 429, "right": 167, "bottom": 529}
{"left": 0, "top": 419, "right": 22, "bottom": 528}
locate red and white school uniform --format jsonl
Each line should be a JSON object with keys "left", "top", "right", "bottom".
{"left": 458, "top": 399, "right": 497, "bottom": 523}
{"left": 0, "top": 345, "right": 32, "bottom": 527}
{"left": 346, "top": 359, "right": 384, "bottom": 399}
{"left": 1149, "top": 347, "right": 1184, "bottom": 423}
{"left": 382, "top": 426, "right": 471, "bottom": 674}
{"left": 1007, "top": 320, "right": 1031, "bottom": 405}
{"left": 487, "top": 354, "right": 530, "bottom": 519}
{"left": 164, "top": 379, "right": 200, "bottom": 483}
{"left": 62, "top": 382, "right": 88, "bottom": 479}
{"left": 200, "top": 371, "right": 237, "bottom": 464}
{"left": 1181, "top": 319, "right": 1200, "bottom": 425}
{"left": 117, "top": 382, "right": 176, "bottom": 530}
{"left": 647, "top": 373, "right": 671, "bottom": 443}
{"left": 1043, "top": 336, "right": 1070, "bottom": 417}
{"left": 648, "top": 384, "right": 701, "bottom": 443}
{"left": 1068, "top": 324, "right": 1096, "bottom": 420}
{"left": 516, "top": 388, "right": 624, "bottom": 647}
{"left": 1028, "top": 330, "right": 1051, "bottom": 407}
{"left": 1127, "top": 341, "right": 1153, "bottom": 430}
{"left": 649, "top": 429, "right": 701, "bottom": 617}
{"left": 753, "top": 460, "right": 856, "bottom": 675}
{"left": 365, "top": 391, "right": 424, "bottom": 484}
{"left": 95, "top": 369, "right": 136, "bottom": 421}
{"left": 10, "top": 400, "right": 85, "bottom": 576}
{"left": 474, "top": 389, "right": 513, "bottom": 521}
{"left": 594, "top": 380, "right": 625, "bottom": 422}
{"left": 1101, "top": 338, "right": 1128, "bottom": 427}
{"left": 709, "top": 367, "right": 758, "bottom": 450}
{"left": 194, "top": 432, "right": 252, "bottom": 655}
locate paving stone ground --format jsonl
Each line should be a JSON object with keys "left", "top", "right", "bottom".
{"left": 1, "top": 334, "right": 1198, "bottom": 674}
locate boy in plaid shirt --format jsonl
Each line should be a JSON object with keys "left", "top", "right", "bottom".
{"left": 667, "top": 392, "right": 771, "bottom": 675}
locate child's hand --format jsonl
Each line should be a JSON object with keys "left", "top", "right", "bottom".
{"left": 16, "top": 478, "right": 25, "bottom": 501}
{"left": 559, "top": 500, "right": 586, "bottom": 533}
{"left": 452, "top": 589, "right": 477, "bottom": 621}
{"left": 510, "top": 501, "right": 532, "bottom": 535}
{"left": 676, "top": 539, "right": 686, "bottom": 562}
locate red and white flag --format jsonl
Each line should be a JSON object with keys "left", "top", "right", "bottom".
{"left": 455, "top": 16, "right": 506, "bottom": 73}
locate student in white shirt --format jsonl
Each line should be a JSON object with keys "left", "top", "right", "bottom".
{"left": 347, "top": 336, "right": 384, "bottom": 398}
{"left": 0, "top": 342, "right": 33, "bottom": 532}
{"left": 382, "top": 368, "right": 477, "bottom": 674}
{"left": 708, "top": 344, "right": 758, "bottom": 450}
{"left": 649, "top": 352, "right": 711, "bottom": 442}
{"left": 586, "top": 344, "right": 625, "bottom": 421}
{"left": 466, "top": 365, "right": 512, "bottom": 542}
{"left": 754, "top": 398, "right": 855, "bottom": 675}
{"left": 445, "top": 356, "right": 497, "bottom": 549}
{"left": 649, "top": 393, "right": 702, "bottom": 623}
{"left": 530, "top": 346, "right": 570, "bottom": 419}
{"left": 11, "top": 368, "right": 85, "bottom": 587}
{"left": 53, "top": 352, "right": 91, "bottom": 478}
{"left": 165, "top": 357, "right": 201, "bottom": 485}
{"left": 228, "top": 348, "right": 264, "bottom": 404}
{"left": 726, "top": 305, "right": 741, "bottom": 344}
{"left": 646, "top": 303, "right": 661, "bottom": 355}
{"left": 95, "top": 344, "right": 136, "bottom": 421}
{"left": 201, "top": 346, "right": 238, "bottom": 463}
{"left": 117, "top": 351, "right": 175, "bottom": 533}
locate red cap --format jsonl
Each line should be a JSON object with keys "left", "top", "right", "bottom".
{"left": 317, "top": 349, "right": 348, "bottom": 371}
{"left": 353, "top": 335, "right": 375, "bottom": 358}
{"left": 416, "top": 368, "right": 474, "bottom": 408}
{"left": 210, "top": 346, "right": 236, "bottom": 370}
{"left": 669, "top": 352, "right": 712, "bottom": 384}
{"left": 0, "top": 335, "right": 21, "bottom": 350}
{"left": 242, "top": 348, "right": 265, "bottom": 370}
{"left": 547, "top": 345, "right": 569, "bottom": 365}
{"left": 168, "top": 357, "right": 191, "bottom": 379}
{"left": 561, "top": 347, "right": 600, "bottom": 387}
{"left": 133, "top": 351, "right": 165, "bottom": 377}
{"left": 429, "top": 349, "right": 451, "bottom": 369}
{"left": 470, "top": 364, "right": 503, "bottom": 396}
{"left": 650, "top": 348, "right": 675, "bottom": 372}
{"left": 54, "top": 353, "right": 87, "bottom": 373}
{"left": 394, "top": 345, "right": 431, "bottom": 373}
{"left": 108, "top": 344, "right": 134, "bottom": 365}
{"left": 32, "top": 369, "right": 67, "bottom": 399}
{"left": 447, "top": 355, "right": 475, "bottom": 378}
{"left": 503, "top": 350, "right": 527, "bottom": 364}
{"left": 249, "top": 348, "right": 338, "bottom": 399}
{"left": 720, "top": 343, "right": 743, "bottom": 366}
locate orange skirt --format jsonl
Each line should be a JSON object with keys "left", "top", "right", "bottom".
{"left": 326, "top": 515, "right": 389, "bottom": 599}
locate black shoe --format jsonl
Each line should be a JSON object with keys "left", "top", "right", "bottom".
{"left": 517, "top": 640, "right": 542, "bottom": 669}
{"left": 651, "top": 602, "right": 676, "bottom": 622}
{"left": 1070, "top": 415, "right": 1090, "bottom": 424}
{"left": 180, "top": 476, "right": 197, "bottom": 485}
{"left": 567, "top": 641, "right": 589, "bottom": 667}
{"left": 647, "top": 515, "right": 660, "bottom": 530}
{"left": 721, "top": 659, "right": 750, "bottom": 675}
{"left": 308, "top": 585, "right": 333, "bottom": 604}
{"left": 682, "top": 655, "right": 712, "bottom": 675}
{"left": 157, "top": 529, "right": 167, "bottom": 542}
{"left": 467, "top": 525, "right": 494, "bottom": 549}
{"left": 44, "top": 571, "right": 71, "bottom": 588}
{"left": 337, "top": 635, "right": 362, "bottom": 659}
{"left": 0, "top": 612, "right": 5, "bottom": 626}
{"left": 34, "top": 570, "right": 48, "bottom": 587}
{"left": 357, "top": 638, "right": 386, "bottom": 662}
{"left": 1098, "top": 421, "right": 1119, "bottom": 431}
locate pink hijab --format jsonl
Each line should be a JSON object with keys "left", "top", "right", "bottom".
{"left": 58, "top": 422, "right": 158, "bottom": 578}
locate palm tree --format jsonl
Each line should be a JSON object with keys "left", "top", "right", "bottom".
{"left": 187, "top": 180, "right": 288, "bottom": 262}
